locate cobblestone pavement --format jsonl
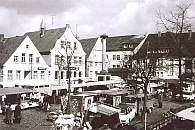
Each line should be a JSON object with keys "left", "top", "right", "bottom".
{"left": 130, "top": 99, "right": 189, "bottom": 129}
{"left": 0, "top": 105, "right": 61, "bottom": 130}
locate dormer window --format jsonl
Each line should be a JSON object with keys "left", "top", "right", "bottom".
{"left": 129, "top": 44, "right": 133, "bottom": 48}
{"left": 123, "top": 44, "right": 128, "bottom": 48}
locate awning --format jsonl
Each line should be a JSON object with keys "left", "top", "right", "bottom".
{"left": 82, "top": 88, "right": 128, "bottom": 96}
{"left": 176, "top": 107, "right": 195, "bottom": 121}
{"left": 0, "top": 87, "right": 37, "bottom": 96}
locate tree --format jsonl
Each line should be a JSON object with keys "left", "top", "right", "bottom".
{"left": 130, "top": 50, "right": 157, "bottom": 120}
{"left": 156, "top": 0, "right": 194, "bottom": 102}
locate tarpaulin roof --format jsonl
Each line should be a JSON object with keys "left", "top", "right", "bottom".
{"left": 0, "top": 87, "right": 37, "bottom": 96}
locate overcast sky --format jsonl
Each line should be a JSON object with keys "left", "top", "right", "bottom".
{"left": 0, "top": 0, "right": 195, "bottom": 39}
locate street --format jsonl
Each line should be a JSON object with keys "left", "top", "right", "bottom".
{"left": 0, "top": 105, "right": 60, "bottom": 130}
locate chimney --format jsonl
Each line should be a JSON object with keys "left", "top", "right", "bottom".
{"left": 0, "top": 34, "right": 4, "bottom": 42}
{"left": 158, "top": 31, "right": 161, "bottom": 37}
{"left": 40, "top": 20, "right": 45, "bottom": 38}
{"left": 100, "top": 34, "right": 108, "bottom": 72}
{"left": 65, "top": 24, "right": 70, "bottom": 29}
{"left": 188, "top": 29, "right": 192, "bottom": 40}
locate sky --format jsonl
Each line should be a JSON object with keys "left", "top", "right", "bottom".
{"left": 0, "top": 0, "right": 195, "bottom": 39}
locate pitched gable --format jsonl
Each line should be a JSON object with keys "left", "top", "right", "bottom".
{"left": 0, "top": 36, "right": 25, "bottom": 67}
{"left": 79, "top": 38, "right": 98, "bottom": 58}
{"left": 25, "top": 27, "right": 66, "bottom": 53}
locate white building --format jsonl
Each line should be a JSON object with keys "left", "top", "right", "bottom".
{"left": 26, "top": 24, "right": 86, "bottom": 89}
{"left": 79, "top": 36, "right": 109, "bottom": 81}
{"left": 0, "top": 35, "right": 49, "bottom": 88}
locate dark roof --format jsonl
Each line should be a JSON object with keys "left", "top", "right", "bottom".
{"left": 106, "top": 35, "right": 145, "bottom": 51}
{"left": 79, "top": 35, "right": 145, "bottom": 58}
{"left": 0, "top": 36, "right": 25, "bottom": 67}
{"left": 133, "top": 32, "right": 195, "bottom": 59}
{"left": 79, "top": 38, "right": 98, "bottom": 58}
{"left": 25, "top": 27, "right": 66, "bottom": 52}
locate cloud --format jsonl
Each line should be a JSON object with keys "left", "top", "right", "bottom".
{"left": 0, "top": 0, "right": 195, "bottom": 38}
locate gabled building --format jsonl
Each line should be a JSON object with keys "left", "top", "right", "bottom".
{"left": 0, "top": 35, "right": 49, "bottom": 88}
{"left": 133, "top": 31, "right": 195, "bottom": 93}
{"left": 79, "top": 36, "right": 109, "bottom": 81}
{"left": 106, "top": 35, "right": 146, "bottom": 80}
{"left": 26, "top": 24, "right": 86, "bottom": 88}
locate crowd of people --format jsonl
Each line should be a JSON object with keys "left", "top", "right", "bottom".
{"left": 2, "top": 102, "right": 22, "bottom": 124}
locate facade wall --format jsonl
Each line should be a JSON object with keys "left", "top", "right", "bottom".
{"left": 50, "top": 25, "right": 86, "bottom": 87}
{"left": 0, "top": 36, "right": 49, "bottom": 87}
{"left": 86, "top": 38, "right": 108, "bottom": 81}
{"left": 106, "top": 51, "right": 133, "bottom": 68}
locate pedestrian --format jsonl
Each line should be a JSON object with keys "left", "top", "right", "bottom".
{"left": 5, "top": 103, "right": 12, "bottom": 124}
{"left": 14, "top": 102, "right": 21, "bottom": 124}
{"left": 1, "top": 101, "right": 6, "bottom": 115}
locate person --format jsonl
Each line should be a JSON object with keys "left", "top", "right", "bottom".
{"left": 14, "top": 103, "right": 21, "bottom": 123}
{"left": 1, "top": 101, "right": 6, "bottom": 115}
{"left": 5, "top": 103, "right": 12, "bottom": 124}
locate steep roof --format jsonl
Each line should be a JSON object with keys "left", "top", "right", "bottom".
{"left": 133, "top": 32, "right": 195, "bottom": 59}
{"left": 106, "top": 35, "right": 145, "bottom": 51}
{"left": 79, "top": 38, "right": 98, "bottom": 58}
{"left": 0, "top": 36, "right": 25, "bottom": 67}
{"left": 25, "top": 27, "right": 66, "bottom": 53}
{"left": 79, "top": 35, "right": 145, "bottom": 58}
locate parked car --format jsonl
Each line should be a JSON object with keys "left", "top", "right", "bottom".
{"left": 119, "top": 104, "right": 136, "bottom": 125}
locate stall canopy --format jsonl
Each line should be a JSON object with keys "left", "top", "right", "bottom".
{"left": 0, "top": 87, "right": 37, "bottom": 96}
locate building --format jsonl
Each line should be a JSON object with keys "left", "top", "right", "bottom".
{"left": 0, "top": 35, "right": 49, "bottom": 88}
{"left": 79, "top": 35, "right": 109, "bottom": 81}
{"left": 133, "top": 31, "right": 195, "bottom": 93}
{"left": 26, "top": 24, "right": 86, "bottom": 90}
{"left": 106, "top": 35, "right": 146, "bottom": 80}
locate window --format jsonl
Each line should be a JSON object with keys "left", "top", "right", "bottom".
{"left": 79, "top": 72, "right": 82, "bottom": 77}
{"left": 55, "top": 71, "right": 59, "bottom": 79}
{"left": 117, "top": 55, "right": 120, "bottom": 60}
{"left": 36, "top": 57, "right": 40, "bottom": 64}
{"left": 14, "top": 56, "right": 18, "bottom": 63}
{"left": 74, "top": 42, "right": 77, "bottom": 49}
{"left": 123, "top": 44, "right": 128, "bottom": 48}
{"left": 61, "top": 71, "right": 64, "bottom": 79}
{"left": 41, "top": 71, "right": 45, "bottom": 80}
{"left": 117, "top": 65, "right": 120, "bottom": 68}
{"left": 16, "top": 70, "right": 21, "bottom": 80}
{"left": 55, "top": 55, "right": 60, "bottom": 64}
{"left": 26, "top": 44, "right": 29, "bottom": 49}
{"left": 8, "top": 70, "right": 13, "bottom": 80}
{"left": 113, "top": 65, "right": 116, "bottom": 68}
{"left": 160, "top": 72, "right": 163, "bottom": 77}
{"left": 185, "top": 60, "right": 192, "bottom": 70}
{"left": 61, "top": 44, "right": 64, "bottom": 48}
{"left": 95, "top": 62, "right": 98, "bottom": 67}
{"left": 113, "top": 55, "right": 116, "bottom": 60}
{"left": 21, "top": 53, "right": 25, "bottom": 62}
{"left": 124, "top": 55, "right": 128, "bottom": 60}
{"left": 48, "top": 71, "right": 51, "bottom": 80}
{"left": 79, "top": 57, "right": 82, "bottom": 65}
{"left": 29, "top": 54, "right": 33, "bottom": 63}
{"left": 66, "top": 71, "right": 71, "bottom": 79}
{"left": 33, "top": 71, "right": 38, "bottom": 79}
{"left": 74, "top": 71, "right": 76, "bottom": 77}
{"left": 66, "top": 41, "right": 71, "bottom": 48}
